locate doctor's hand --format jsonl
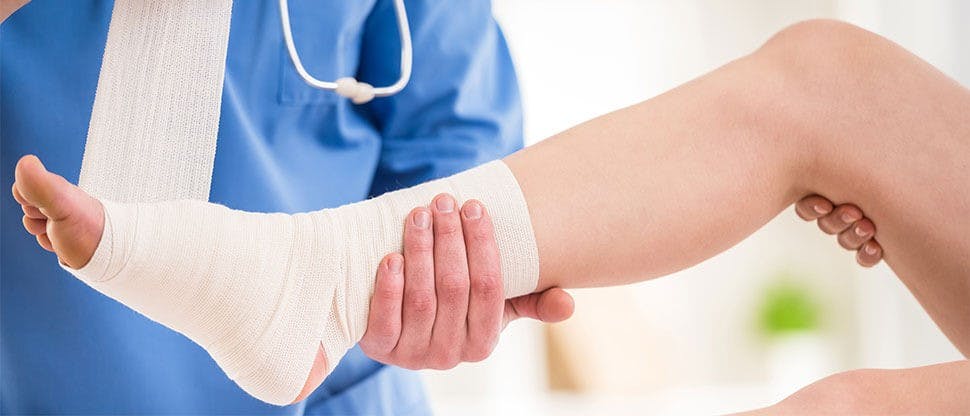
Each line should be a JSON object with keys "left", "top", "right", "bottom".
{"left": 795, "top": 195, "right": 883, "bottom": 267}
{"left": 359, "top": 194, "right": 574, "bottom": 370}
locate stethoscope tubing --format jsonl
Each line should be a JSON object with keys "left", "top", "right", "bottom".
{"left": 278, "top": 0, "right": 413, "bottom": 101}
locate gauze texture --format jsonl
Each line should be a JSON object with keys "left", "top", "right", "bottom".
{"left": 65, "top": 160, "right": 540, "bottom": 405}
{"left": 80, "top": 0, "right": 231, "bottom": 203}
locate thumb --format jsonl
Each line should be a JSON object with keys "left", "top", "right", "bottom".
{"left": 504, "top": 287, "right": 575, "bottom": 327}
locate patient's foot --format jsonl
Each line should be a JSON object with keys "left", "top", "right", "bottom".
{"left": 13, "top": 155, "right": 103, "bottom": 269}
{"left": 12, "top": 154, "right": 327, "bottom": 403}
{"left": 10, "top": 154, "right": 538, "bottom": 405}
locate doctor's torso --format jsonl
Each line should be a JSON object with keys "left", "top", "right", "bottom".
{"left": 1, "top": 1, "right": 429, "bottom": 414}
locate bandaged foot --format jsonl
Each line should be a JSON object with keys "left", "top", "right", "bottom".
{"left": 12, "top": 155, "right": 539, "bottom": 405}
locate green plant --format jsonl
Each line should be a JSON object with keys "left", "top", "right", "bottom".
{"left": 757, "top": 274, "right": 820, "bottom": 337}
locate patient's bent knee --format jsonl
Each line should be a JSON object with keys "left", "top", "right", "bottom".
{"left": 760, "top": 19, "right": 881, "bottom": 69}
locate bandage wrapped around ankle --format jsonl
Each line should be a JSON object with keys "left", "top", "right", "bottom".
{"left": 63, "top": 160, "right": 539, "bottom": 405}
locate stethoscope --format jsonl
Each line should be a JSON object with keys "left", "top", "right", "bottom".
{"left": 278, "top": 0, "right": 413, "bottom": 104}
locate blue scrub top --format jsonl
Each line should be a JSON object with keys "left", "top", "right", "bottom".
{"left": 0, "top": 1, "right": 522, "bottom": 414}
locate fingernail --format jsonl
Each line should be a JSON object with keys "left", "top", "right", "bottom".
{"left": 436, "top": 195, "right": 454, "bottom": 213}
{"left": 413, "top": 210, "right": 431, "bottom": 229}
{"left": 813, "top": 204, "right": 830, "bottom": 214}
{"left": 388, "top": 256, "right": 402, "bottom": 274}
{"left": 841, "top": 212, "right": 860, "bottom": 223}
{"left": 464, "top": 201, "right": 482, "bottom": 219}
{"left": 865, "top": 244, "right": 878, "bottom": 255}
{"left": 854, "top": 225, "right": 868, "bottom": 237}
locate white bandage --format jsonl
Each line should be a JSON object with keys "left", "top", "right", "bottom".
{"left": 80, "top": 0, "right": 232, "bottom": 202}
{"left": 75, "top": 0, "right": 539, "bottom": 405}
{"left": 65, "top": 160, "right": 540, "bottom": 405}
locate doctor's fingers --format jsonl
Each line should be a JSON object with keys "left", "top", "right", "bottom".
{"left": 359, "top": 253, "right": 405, "bottom": 361}
{"left": 857, "top": 240, "right": 883, "bottom": 267}
{"left": 838, "top": 218, "right": 883, "bottom": 267}
{"left": 795, "top": 195, "right": 834, "bottom": 220}
{"left": 460, "top": 200, "right": 504, "bottom": 362}
{"left": 393, "top": 207, "right": 438, "bottom": 366}
{"left": 504, "top": 288, "right": 575, "bottom": 328}
{"left": 837, "top": 218, "right": 875, "bottom": 250}
{"left": 425, "top": 194, "right": 470, "bottom": 370}
{"left": 817, "top": 204, "right": 863, "bottom": 235}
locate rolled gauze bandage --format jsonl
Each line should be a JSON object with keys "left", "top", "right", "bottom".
{"left": 64, "top": 160, "right": 541, "bottom": 405}
{"left": 80, "top": 0, "right": 232, "bottom": 203}
{"left": 74, "top": 0, "right": 540, "bottom": 405}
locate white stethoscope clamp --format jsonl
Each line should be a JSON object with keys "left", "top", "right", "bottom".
{"left": 278, "top": 0, "right": 413, "bottom": 104}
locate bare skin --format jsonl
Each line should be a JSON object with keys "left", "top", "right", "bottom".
{"left": 359, "top": 195, "right": 575, "bottom": 371}
{"left": 394, "top": 19, "right": 969, "bottom": 413}
{"left": 12, "top": 19, "right": 966, "bottom": 410}
{"left": 795, "top": 195, "right": 883, "bottom": 267}
{"left": 5, "top": 0, "right": 882, "bottom": 405}
{"left": 743, "top": 360, "right": 970, "bottom": 415}
{"left": 11, "top": 155, "right": 876, "bottom": 404}
{"left": 10, "top": 155, "right": 868, "bottom": 403}
{"left": 0, "top": 0, "right": 30, "bottom": 23}
{"left": 501, "top": 20, "right": 970, "bottom": 354}
{"left": 11, "top": 155, "right": 576, "bottom": 403}
{"left": 358, "top": 195, "right": 875, "bottom": 375}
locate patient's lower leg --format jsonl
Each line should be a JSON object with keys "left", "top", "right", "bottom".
{"left": 512, "top": 20, "right": 970, "bottom": 355}
{"left": 13, "top": 18, "right": 970, "bottom": 408}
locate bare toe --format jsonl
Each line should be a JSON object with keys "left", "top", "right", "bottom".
{"left": 12, "top": 181, "right": 27, "bottom": 206}
{"left": 22, "top": 215, "right": 47, "bottom": 236}
{"left": 36, "top": 234, "right": 54, "bottom": 252}
{"left": 15, "top": 155, "right": 73, "bottom": 220}
{"left": 22, "top": 204, "right": 45, "bottom": 219}
{"left": 14, "top": 155, "right": 104, "bottom": 269}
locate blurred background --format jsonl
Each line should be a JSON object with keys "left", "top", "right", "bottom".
{"left": 421, "top": 0, "right": 968, "bottom": 414}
